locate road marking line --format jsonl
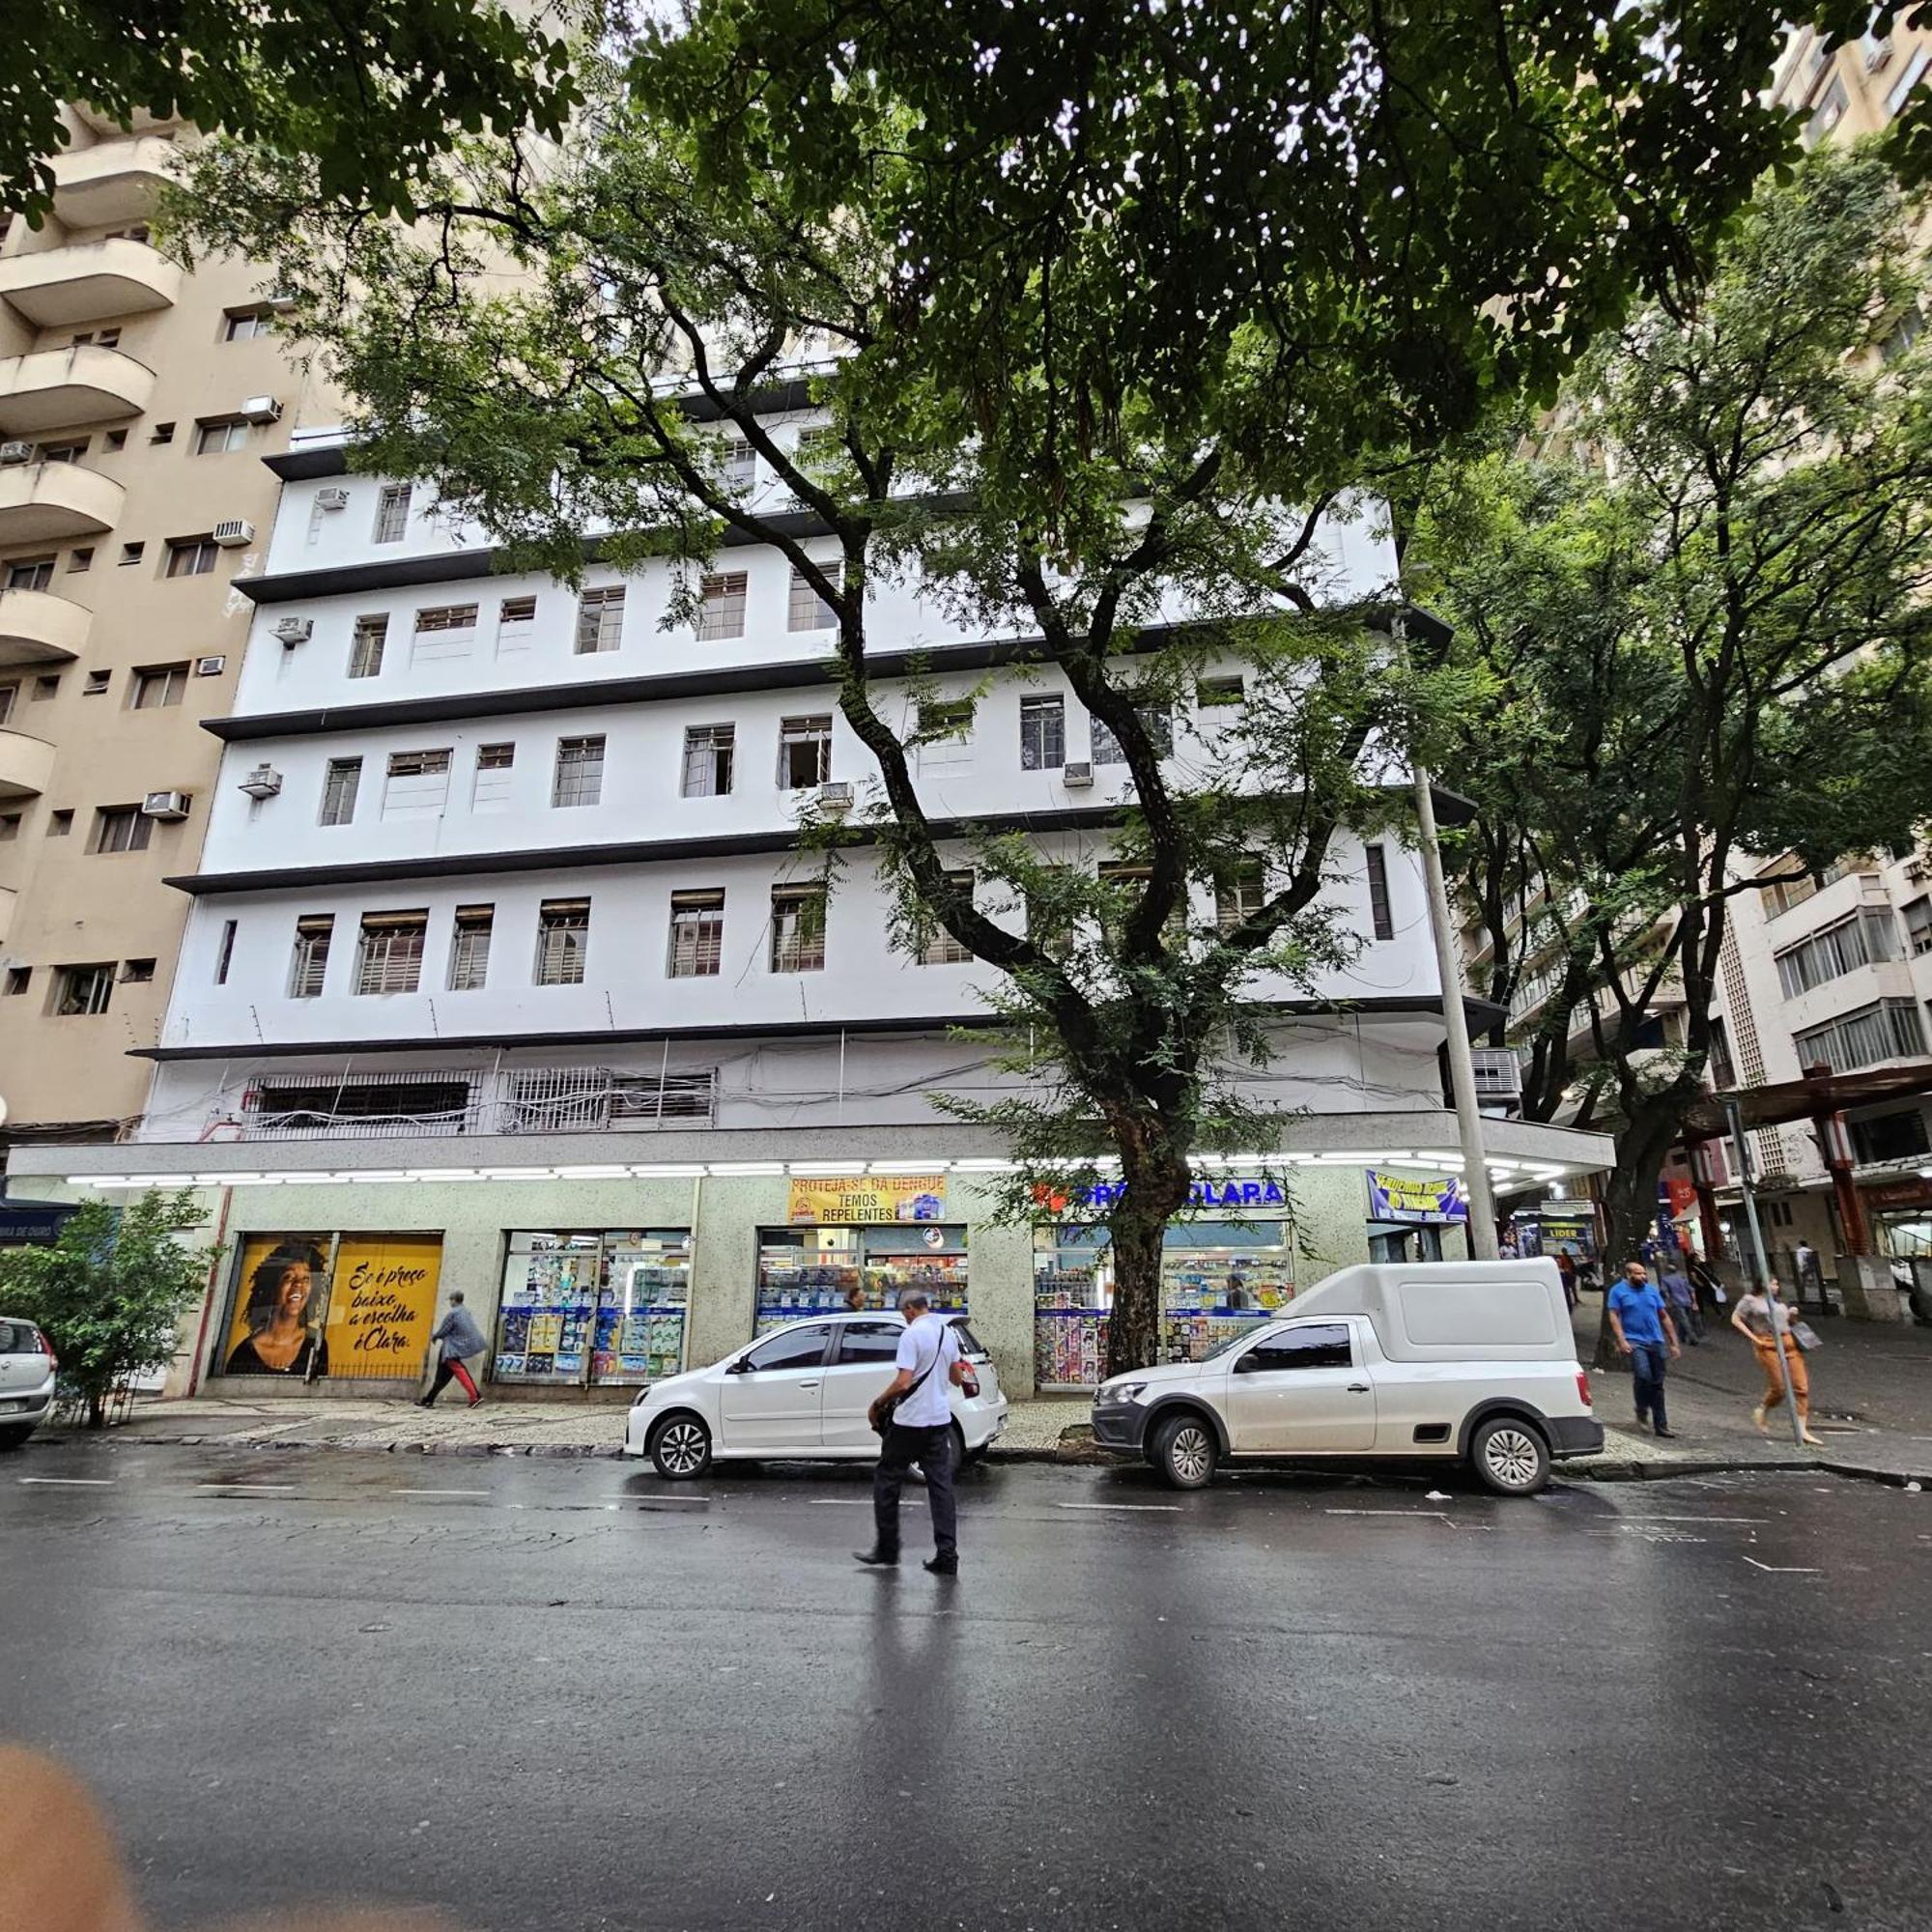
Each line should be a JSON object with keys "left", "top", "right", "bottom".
{"left": 1057, "top": 1502, "right": 1182, "bottom": 1513}
{"left": 17, "top": 1476, "right": 115, "bottom": 1486}
{"left": 1744, "top": 1556, "right": 1821, "bottom": 1574}
{"left": 1325, "top": 1509, "right": 1451, "bottom": 1520}
{"left": 810, "top": 1498, "right": 876, "bottom": 1506}
{"left": 1618, "top": 1516, "right": 1766, "bottom": 1524}
{"left": 195, "top": 1483, "right": 296, "bottom": 1492}
{"left": 395, "top": 1488, "right": 491, "bottom": 1497}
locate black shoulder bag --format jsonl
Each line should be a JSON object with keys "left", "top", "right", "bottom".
{"left": 870, "top": 1331, "right": 945, "bottom": 1435}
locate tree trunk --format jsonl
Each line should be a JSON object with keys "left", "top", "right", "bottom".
{"left": 86, "top": 1389, "right": 105, "bottom": 1430}
{"left": 1104, "top": 1136, "right": 1194, "bottom": 1379}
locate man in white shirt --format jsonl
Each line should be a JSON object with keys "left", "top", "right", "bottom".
{"left": 855, "top": 1293, "right": 965, "bottom": 1575}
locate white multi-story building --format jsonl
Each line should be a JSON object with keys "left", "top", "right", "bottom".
{"left": 15, "top": 420, "right": 1611, "bottom": 1397}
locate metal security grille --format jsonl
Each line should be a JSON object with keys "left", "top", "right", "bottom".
{"left": 503, "top": 1065, "right": 718, "bottom": 1132}
{"left": 576, "top": 586, "right": 626, "bottom": 654}
{"left": 447, "top": 906, "right": 493, "bottom": 989}
{"left": 680, "top": 726, "right": 734, "bottom": 797}
{"left": 668, "top": 890, "right": 724, "bottom": 977}
{"left": 787, "top": 566, "right": 835, "bottom": 633}
{"left": 348, "top": 615, "right": 387, "bottom": 678}
{"left": 320, "top": 757, "right": 361, "bottom": 826}
{"left": 354, "top": 911, "right": 428, "bottom": 994}
{"left": 697, "top": 573, "right": 748, "bottom": 640}
{"left": 289, "top": 916, "right": 333, "bottom": 997}
{"left": 1215, "top": 864, "right": 1265, "bottom": 934}
{"left": 242, "top": 1069, "right": 476, "bottom": 1138}
{"left": 777, "top": 717, "right": 832, "bottom": 789}
{"left": 535, "top": 899, "right": 590, "bottom": 983}
{"left": 1019, "top": 696, "right": 1065, "bottom": 770}
{"left": 552, "top": 736, "right": 605, "bottom": 808}
{"left": 373, "top": 483, "right": 412, "bottom": 543}
{"left": 770, "top": 885, "right": 827, "bottom": 972}
{"left": 918, "top": 871, "right": 976, "bottom": 964}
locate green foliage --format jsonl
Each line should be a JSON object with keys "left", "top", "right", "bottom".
{"left": 4, "top": 0, "right": 583, "bottom": 228}
{"left": 0, "top": 1191, "right": 221, "bottom": 1425}
{"left": 1409, "top": 146, "right": 1932, "bottom": 1290}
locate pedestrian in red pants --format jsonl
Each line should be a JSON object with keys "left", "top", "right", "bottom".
{"left": 418, "top": 1291, "right": 487, "bottom": 1407}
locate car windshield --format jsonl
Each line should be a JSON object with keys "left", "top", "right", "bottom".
{"left": 0, "top": 1320, "right": 39, "bottom": 1353}
{"left": 1194, "top": 1325, "right": 1268, "bottom": 1363}
{"left": 948, "top": 1318, "right": 988, "bottom": 1359}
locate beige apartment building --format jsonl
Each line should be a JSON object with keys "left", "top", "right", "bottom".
{"left": 0, "top": 108, "right": 333, "bottom": 1147}
{"left": 1771, "top": 15, "right": 1931, "bottom": 147}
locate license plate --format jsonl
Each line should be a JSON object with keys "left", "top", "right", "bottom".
{"left": 0, "top": 1398, "right": 26, "bottom": 1413}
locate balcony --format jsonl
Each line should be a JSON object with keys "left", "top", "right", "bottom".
{"left": 0, "top": 726, "right": 57, "bottom": 801}
{"left": 0, "top": 586, "right": 89, "bottom": 666}
{"left": 0, "top": 237, "right": 181, "bottom": 327}
{"left": 0, "top": 344, "right": 156, "bottom": 434}
{"left": 0, "top": 462, "right": 124, "bottom": 543}
{"left": 47, "top": 134, "right": 181, "bottom": 228}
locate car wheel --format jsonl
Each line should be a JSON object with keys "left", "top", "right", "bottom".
{"left": 648, "top": 1413, "right": 712, "bottom": 1481}
{"left": 1151, "top": 1411, "right": 1217, "bottom": 1490}
{"left": 949, "top": 1422, "right": 969, "bottom": 1471}
{"left": 0, "top": 1423, "right": 34, "bottom": 1451}
{"left": 1471, "top": 1416, "right": 1549, "bottom": 1496}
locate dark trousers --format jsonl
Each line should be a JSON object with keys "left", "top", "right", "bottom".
{"left": 872, "top": 1421, "right": 957, "bottom": 1559}
{"left": 423, "top": 1356, "right": 479, "bottom": 1405}
{"left": 1630, "top": 1343, "right": 1669, "bottom": 1431}
{"left": 1669, "top": 1298, "right": 1704, "bottom": 1343}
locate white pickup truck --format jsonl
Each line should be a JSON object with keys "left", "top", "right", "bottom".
{"left": 1089, "top": 1260, "right": 1603, "bottom": 1494}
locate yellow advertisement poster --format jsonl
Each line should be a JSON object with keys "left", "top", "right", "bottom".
{"left": 324, "top": 1236, "right": 443, "bottom": 1378}
{"left": 219, "top": 1232, "right": 441, "bottom": 1381}
{"left": 786, "top": 1175, "right": 949, "bottom": 1225}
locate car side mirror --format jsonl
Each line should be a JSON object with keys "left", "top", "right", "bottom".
{"left": 1231, "top": 1352, "right": 1262, "bottom": 1375}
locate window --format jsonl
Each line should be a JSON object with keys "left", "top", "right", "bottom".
{"left": 918, "top": 699, "right": 974, "bottom": 763}
{"left": 1849, "top": 1109, "right": 1931, "bottom": 1166}
{"left": 1236, "top": 1322, "right": 1354, "bottom": 1374}
{"left": 193, "top": 420, "right": 249, "bottom": 455}
{"left": 770, "top": 883, "right": 827, "bottom": 972}
{"left": 535, "top": 899, "right": 590, "bottom": 984}
{"left": 1881, "top": 303, "right": 1924, "bottom": 364}
{"left": 1906, "top": 897, "right": 1932, "bottom": 959}
{"left": 33, "top": 674, "right": 59, "bottom": 700}
{"left": 105, "top": 431, "right": 127, "bottom": 450}
{"left": 245, "top": 1073, "right": 473, "bottom": 1135}
{"left": 1709, "top": 1014, "right": 1737, "bottom": 1090}
{"left": 720, "top": 436, "right": 754, "bottom": 493}
{"left": 787, "top": 565, "right": 836, "bottom": 633}
{"left": 120, "top": 957, "right": 156, "bottom": 983}
{"left": 836, "top": 1320, "right": 905, "bottom": 1365}
{"left": 1216, "top": 861, "right": 1265, "bottom": 935}
{"left": 743, "top": 1324, "right": 832, "bottom": 1374}
{"left": 1366, "top": 844, "right": 1394, "bottom": 941}
{"left": 471, "top": 742, "right": 515, "bottom": 811}
{"left": 917, "top": 871, "right": 975, "bottom": 965}
{"left": 348, "top": 613, "right": 387, "bottom": 679}
{"left": 1197, "top": 674, "right": 1244, "bottom": 709}
{"left": 51, "top": 964, "right": 114, "bottom": 1016}
{"left": 1885, "top": 44, "right": 1929, "bottom": 120}
{"left": 91, "top": 807, "right": 152, "bottom": 854}
{"left": 576, "top": 585, "right": 625, "bottom": 655}
{"left": 354, "top": 909, "right": 428, "bottom": 994}
{"left": 681, "top": 725, "right": 734, "bottom": 798}
{"left": 47, "top": 809, "right": 72, "bottom": 836}
{"left": 223, "top": 307, "right": 275, "bottom": 340}
{"left": 288, "top": 915, "right": 333, "bottom": 997}
{"left": 69, "top": 328, "right": 118, "bottom": 349}
{"left": 412, "top": 603, "right": 478, "bottom": 665}
{"left": 130, "top": 663, "right": 187, "bottom": 709}
{"left": 552, "top": 734, "right": 605, "bottom": 808}
{"left": 372, "top": 483, "right": 412, "bottom": 544}
{"left": 1805, "top": 76, "right": 1848, "bottom": 146}
{"left": 35, "top": 441, "right": 86, "bottom": 465}
{"left": 697, "top": 572, "right": 748, "bottom": 640}
{"left": 0, "top": 684, "right": 12, "bottom": 724}
{"left": 1775, "top": 910, "right": 1900, "bottom": 999}
{"left": 496, "top": 595, "right": 537, "bottom": 653}
{"left": 83, "top": 670, "right": 110, "bottom": 696}
{"left": 165, "top": 538, "right": 219, "bottom": 578}
{"left": 148, "top": 423, "right": 173, "bottom": 446}
{"left": 1092, "top": 705, "right": 1171, "bottom": 765}
{"left": 319, "top": 757, "right": 362, "bottom": 826}
{"left": 3, "top": 967, "right": 29, "bottom": 996}
{"left": 447, "top": 905, "right": 494, "bottom": 990}
{"left": 5, "top": 557, "right": 54, "bottom": 591}
{"left": 382, "top": 748, "right": 451, "bottom": 819}
{"left": 1765, "top": 867, "right": 1820, "bottom": 919}
{"left": 778, "top": 715, "right": 833, "bottom": 789}
{"left": 0, "top": 811, "right": 19, "bottom": 840}
{"left": 104, "top": 225, "right": 150, "bottom": 243}
{"left": 67, "top": 547, "right": 92, "bottom": 572}
{"left": 1793, "top": 999, "right": 1928, "bottom": 1074}
{"left": 668, "top": 890, "right": 725, "bottom": 978}
{"left": 1019, "top": 695, "right": 1065, "bottom": 772}
{"left": 118, "top": 542, "right": 144, "bottom": 567}
{"left": 214, "top": 919, "right": 238, "bottom": 985}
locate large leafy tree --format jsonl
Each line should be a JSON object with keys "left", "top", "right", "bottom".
{"left": 1407, "top": 149, "right": 1932, "bottom": 1353}
{"left": 3, "top": 0, "right": 582, "bottom": 227}
{"left": 174, "top": 12, "right": 1822, "bottom": 1375}
{"left": 0, "top": 1191, "right": 221, "bottom": 1428}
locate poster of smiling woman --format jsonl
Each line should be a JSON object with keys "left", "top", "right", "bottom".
{"left": 219, "top": 1232, "right": 443, "bottom": 1381}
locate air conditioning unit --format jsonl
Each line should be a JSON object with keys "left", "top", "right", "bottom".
{"left": 193, "top": 655, "right": 226, "bottom": 676}
{"left": 238, "top": 395, "right": 282, "bottom": 424}
{"left": 0, "top": 441, "right": 32, "bottom": 466}
{"left": 817, "top": 781, "right": 855, "bottom": 813}
{"left": 238, "top": 763, "right": 282, "bottom": 801}
{"left": 264, "top": 291, "right": 298, "bottom": 313}
{"left": 1062, "top": 760, "right": 1094, "bottom": 788}
{"left": 315, "top": 487, "right": 350, "bottom": 512}
{"left": 1471, "top": 1047, "right": 1524, "bottom": 1100}
{"left": 212, "top": 519, "right": 255, "bottom": 548}
{"left": 271, "top": 616, "right": 312, "bottom": 646}
{"left": 140, "top": 790, "right": 191, "bottom": 821}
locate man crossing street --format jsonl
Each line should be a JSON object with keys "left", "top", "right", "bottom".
{"left": 854, "top": 1293, "right": 968, "bottom": 1576}
{"left": 1607, "top": 1260, "right": 1681, "bottom": 1438}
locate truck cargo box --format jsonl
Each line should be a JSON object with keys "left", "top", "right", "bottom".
{"left": 1288, "top": 1260, "right": 1575, "bottom": 1363}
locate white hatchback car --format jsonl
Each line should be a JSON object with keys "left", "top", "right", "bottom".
{"left": 624, "top": 1311, "right": 1009, "bottom": 1479}
{"left": 0, "top": 1316, "right": 58, "bottom": 1448}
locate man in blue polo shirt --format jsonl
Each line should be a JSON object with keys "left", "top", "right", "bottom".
{"left": 1607, "top": 1260, "right": 1681, "bottom": 1437}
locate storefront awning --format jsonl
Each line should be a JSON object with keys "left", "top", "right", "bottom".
{"left": 1685, "top": 1063, "right": 1932, "bottom": 1138}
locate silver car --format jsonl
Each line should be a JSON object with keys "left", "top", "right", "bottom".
{"left": 0, "top": 1316, "right": 57, "bottom": 1448}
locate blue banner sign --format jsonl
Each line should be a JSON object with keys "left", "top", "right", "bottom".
{"left": 1365, "top": 1171, "right": 1468, "bottom": 1225}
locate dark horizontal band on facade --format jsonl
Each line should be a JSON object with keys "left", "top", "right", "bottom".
{"left": 128, "top": 992, "right": 1494, "bottom": 1063}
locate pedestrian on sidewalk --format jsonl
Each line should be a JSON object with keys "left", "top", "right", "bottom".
{"left": 1731, "top": 1280, "right": 1824, "bottom": 1446}
{"left": 1555, "top": 1248, "right": 1577, "bottom": 1312}
{"left": 1659, "top": 1256, "right": 1702, "bottom": 1344}
{"left": 855, "top": 1293, "right": 967, "bottom": 1576}
{"left": 417, "top": 1291, "right": 487, "bottom": 1408}
{"left": 1607, "top": 1260, "right": 1680, "bottom": 1437}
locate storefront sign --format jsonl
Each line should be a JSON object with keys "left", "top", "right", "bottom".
{"left": 1863, "top": 1176, "right": 1932, "bottom": 1210}
{"left": 785, "top": 1175, "right": 948, "bottom": 1225}
{"left": 1080, "top": 1178, "right": 1289, "bottom": 1211}
{"left": 220, "top": 1231, "right": 441, "bottom": 1381}
{"left": 1365, "top": 1171, "right": 1468, "bottom": 1226}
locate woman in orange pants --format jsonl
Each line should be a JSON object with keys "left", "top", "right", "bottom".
{"left": 1730, "top": 1281, "right": 1822, "bottom": 1445}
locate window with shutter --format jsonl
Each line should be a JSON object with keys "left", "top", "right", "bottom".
{"left": 576, "top": 585, "right": 626, "bottom": 654}
{"left": 668, "top": 890, "right": 726, "bottom": 978}
{"left": 552, "top": 735, "right": 605, "bottom": 808}
{"left": 354, "top": 910, "right": 428, "bottom": 994}
{"left": 770, "top": 884, "right": 827, "bottom": 972}
{"left": 289, "top": 915, "right": 333, "bottom": 998}
{"left": 535, "top": 899, "right": 590, "bottom": 984}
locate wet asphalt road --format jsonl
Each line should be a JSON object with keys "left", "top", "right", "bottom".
{"left": 2, "top": 1443, "right": 1928, "bottom": 1932}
